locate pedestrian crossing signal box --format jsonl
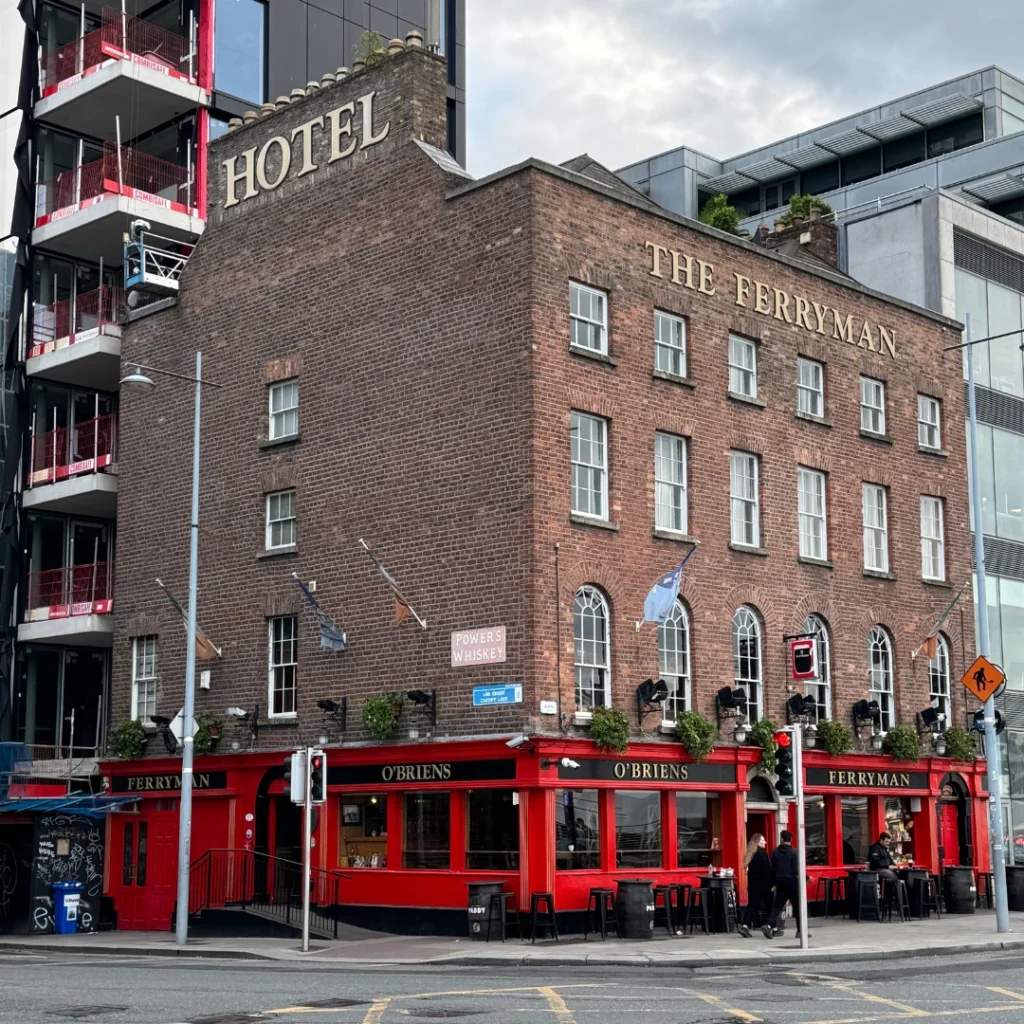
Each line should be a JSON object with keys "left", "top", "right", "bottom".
{"left": 284, "top": 751, "right": 305, "bottom": 804}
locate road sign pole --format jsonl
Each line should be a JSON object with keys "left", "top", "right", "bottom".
{"left": 966, "top": 314, "right": 1010, "bottom": 933}
{"left": 792, "top": 723, "right": 809, "bottom": 950}
{"left": 301, "top": 745, "right": 312, "bottom": 952}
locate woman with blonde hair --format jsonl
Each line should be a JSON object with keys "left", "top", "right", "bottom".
{"left": 737, "top": 832, "right": 772, "bottom": 938}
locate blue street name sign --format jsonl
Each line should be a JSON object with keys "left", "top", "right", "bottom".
{"left": 473, "top": 684, "right": 523, "bottom": 707}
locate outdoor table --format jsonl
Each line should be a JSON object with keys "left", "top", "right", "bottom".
{"left": 897, "top": 868, "right": 930, "bottom": 918}
{"left": 699, "top": 875, "right": 737, "bottom": 933}
{"left": 846, "top": 868, "right": 880, "bottom": 920}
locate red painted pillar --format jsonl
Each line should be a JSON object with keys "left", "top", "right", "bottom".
{"left": 449, "top": 791, "right": 466, "bottom": 873}
{"left": 386, "top": 792, "right": 403, "bottom": 870}
{"left": 916, "top": 794, "right": 939, "bottom": 870}
{"left": 600, "top": 790, "right": 616, "bottom": 873}
{"left": 663, "top": 790, "right": 677, "bottom": 872}
{"left": 522, "top": 788, "right": 555, "bottom": 909}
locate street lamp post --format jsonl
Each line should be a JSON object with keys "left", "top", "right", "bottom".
{"left": 121, "top": 353, "right": 222, "bottom": 946}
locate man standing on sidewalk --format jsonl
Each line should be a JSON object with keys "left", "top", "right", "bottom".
{"left": 762, "top": 830, "right": 800, "bottom": 939}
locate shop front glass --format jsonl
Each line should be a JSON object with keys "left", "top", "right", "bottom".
{"left": 805, "top": 798, "right": 827, "bottom": 865}
{"left": 676, "top": 792, "right": 717, "bottom": 867}
{"left": 466, "top": 790, "right": 519, "bottom": 870}
{"left": 555, "top": 789, "right": 600, "bottom": 869}
{"left": 884, "top": 797, "right": 915, "bottom": 864}
{"left": 841, "top": 796, "right": 870, "bottom": 864}
{"left": 403, "top": 792, "right": 449, "bottom": 868}
{"left": 339, "top": 794, "right": 387, "bottom": 868}
{"left": 615, "top": 790, "right": 662, "bottom": 868}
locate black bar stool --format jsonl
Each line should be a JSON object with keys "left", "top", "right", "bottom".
{"left": 484, "top": 891, "right": 522, "bottom": 942}
{"left": 815, "top": 876, "right": 846, "bottom": 918}
{"left": 920, "top": 875, "right": 941, "bottom": 919}
{"left": 530, "top": 892, "right": 558, "bottom": 943}
{"left": 584, "top": 887, "right": 616, "bottom": 940}
{"left": 652, "top": 884, "right": 678, "bottom": 935}
{"left": 686, "top": 886, "right": 711, "bottom": 934}
{"left": 720, "top": 885, "right": 739, "bottom": 934}
{"left": 854, "top": 874, "right": 881, "bottom": 922}
{"left": 882, "top": 878, "right": 909, "bottom": 922}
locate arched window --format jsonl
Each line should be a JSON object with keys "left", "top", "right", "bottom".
{"left": 802, "top": 615, "right": 832, "bottom": 723}
{"left": 733, "top": 605, "right": 763, "bottom": 722}
{"left": 658, "top": 599, "right": 691, "bottom": 722}
{"left": 574, "top": 586, "right": 610, "bottom": 712}
{"left": 868, "top": 626, "right": 894, "bottom": 731}
{"left": 928, "top": 634, "right": 951, "bottom": 730}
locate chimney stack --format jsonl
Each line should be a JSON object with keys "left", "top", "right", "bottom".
{"left": 763, "top": 215, "right": 839, "bottom": 269}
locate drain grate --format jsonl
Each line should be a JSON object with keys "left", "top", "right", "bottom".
{"left": 48, "top": 1009, "right": 128, "bottom": 1020}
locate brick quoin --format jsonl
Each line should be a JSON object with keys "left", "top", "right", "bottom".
{"left": 113, "top": 46, "right": 971, "bottom": 761}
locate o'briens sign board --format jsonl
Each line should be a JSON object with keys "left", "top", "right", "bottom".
{"left": 221, "top": 90, "right": 390, "bottom": 209}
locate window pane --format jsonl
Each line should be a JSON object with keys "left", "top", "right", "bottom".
{"left": 730, "top": 452, "right": 759, "bottom": 546}
{"left": 655, "top": 432, "right": 687, "bottom": 532}
{"left": 729, "top": 335, "right": 757, "bottom": 397}
{"left": 797, "top": 358, "right": 823, "bottom": 416}
{"left": 339, "top": 794, "right": 387, "bottom": 868}
{"left": 136, "top": 822, "right": 148, "bottom": 886}
{"left": 676, "top": 792, "right": 716, "bottom": 866}
{"left": 955, "top": 268, "right": 990, "bottom": 386}
{"left": 987, "top": 281, "right": 1024, "bottom": 398}
{"left": 570, "top": 412, "right": 607, "bottom": 518}
{"left": 658, "top": 601, "right": 690, "bottom": 720}
{"left": 466, "top": 790, "right": 519, "bottom": 870}
{"left": 574, "top": 587, "right": 609, "bottom": 710}
{"left": 570, "top": 283, "right": 607, "bottom": 354}
{"left": 994, "top": 429, "right": 1024, "bottom": 542}
{"left": 654, "top": 311, "right": 686, "bottom": 376}
{"left": 215, "top": 0, "right": 265, "bottom": 102}
{"left": 798, "top": 468, "right": 826, "bottom": 559}
{"left": 805, "top": 798, "right": 828, "bottom": 865}
{"left": 122, "top": 822, "right": 134, "bottom": 886}
{"left": 841, "top": 797, "right": 870, "bottom": 863}
{"left": 917, "top": 395, "right": 940, "bottom": 449}
{"left": 556, "top": 789, "right": 601, "bottom": 869}
{"left": 615, "top": 790, "right": 662, "bottom": 868}
{"left": 403, "top": 792, "right": 450, "bottom": 868}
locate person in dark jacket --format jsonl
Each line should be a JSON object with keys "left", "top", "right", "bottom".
{"left": 867, "top": 832, "right": 898, "bottom": 882}
{"left": 762, "top": 830, "right": 801, "bottom": 939}
{"left": 738, "top": 833, "right": 772, "bottom": 937}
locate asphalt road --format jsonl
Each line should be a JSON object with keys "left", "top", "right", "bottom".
{"left": 4, "top": 950, "right": 1024, "bottom": 1024}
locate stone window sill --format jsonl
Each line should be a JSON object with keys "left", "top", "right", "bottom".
{"left": 569, "top": 345, "right": 618, "bottom": 368}
{"left": 263, "top": 715, "right": 299, "bottom": 728}
{"left": 573, "top": 711, "right": 594, "bottom": 726}
{"left": 659, "top": 721, "right": 678, "bottom": 735}
{"left": 258, "top": 432, "right": 301, "bottom": 450}
{"left": 729, "top": 543, "right": 768, "bottom": 557}
{"left": 798, "top": 555, "right": 834, "bottom": 569}
{"left": 258, "top": 544, "right": 298, "bottom": 560}
{"left": 795, "top": 411, "right": 832, "bottom": 428}
{"left": 918, "top": 445, "right": 948, "bottom": 458}
{"left": 922, "top": 577, "right": 952, "bottom": 589}
{"left": 728, "top": 391, "right": 766, "bottom": 409}
{"left": 653, "top": 528, "right": 698, "bottom": 544}
{"left": 863, "top": 568, "right": 897, "bottom": 581}
{"left": 652, "top": 369, "right": 696, "bottom": 389}
{"left": 570, "top": 513, "right": 620, "bottom": 532}
{"left": 860, "top": 430, "right": 894, "bottom": 445}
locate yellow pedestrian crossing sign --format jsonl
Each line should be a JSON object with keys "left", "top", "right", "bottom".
{"left": 961, "top": 655, "right": 1005, "bottom": 702}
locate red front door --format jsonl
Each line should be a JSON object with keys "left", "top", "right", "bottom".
{"left": 940, "top": 803, "right": 960, "bottom": 867}
{"left": 747, "top": 813, "right": 775, "bottom": 850}
{"left": 114, "top": 814, "right": 178, "bottom": 930}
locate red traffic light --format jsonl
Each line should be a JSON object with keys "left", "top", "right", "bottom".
{"left": 773, "top": 731, "right": 791, "bottom": 747}
{"left": 311, "top": 755, "right": 322, "bottom": 769}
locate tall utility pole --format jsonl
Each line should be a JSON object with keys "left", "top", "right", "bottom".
{"left": 301, "top": 745, "right": 312, "bottom": 953}
{"left": 792, "top": 723, "right": 808, "bottom": 950}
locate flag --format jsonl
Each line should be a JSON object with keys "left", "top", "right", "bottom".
{"left": 359, "top": 538, "right": 427, "bottom": 629}
{"left": 292, "top": 575, "right": 347, "bottom": 652}
{"left": 912, "top": 579, "right": 971, "bottom": 660}
{"left": 641, "top": 545, "right": 699, "bottom": 625}
{"left": 156, "top": 579, "right": 221, "bottom": 660}
{"left": 920, "top": 635, "right": 938, "bottom": 662}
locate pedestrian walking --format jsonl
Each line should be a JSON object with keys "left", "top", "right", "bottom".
{"left": 762, "top": 830, "right": 801, "bottom": 939}
{"left": 737, "top": 832, "right": 772, "bottom": 938}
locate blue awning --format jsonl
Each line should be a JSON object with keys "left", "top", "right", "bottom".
{"left": 0, "top": 794, "right": 139, "bottom": 818}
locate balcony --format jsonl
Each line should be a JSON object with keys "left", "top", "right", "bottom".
{"left": 2, "top": 745, "right": 100, "bottom": 799}
{"left": 19, "top": 562, "right": 115, "bottom": 647}
{"left": 25, "top": 414, "right": 117, "bottom": 517}
{"left": 33, "top": 143, "right": 203, "bottom": 264}
{"left": 28, "top": 285, "right": 123, "bottom": 389}
{"left": 35, "top": 9, "right": 208, "bottom": 138}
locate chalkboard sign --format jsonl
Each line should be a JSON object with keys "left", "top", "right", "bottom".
{"left": 30, "top": 814, "right": 104, "bottom": 933}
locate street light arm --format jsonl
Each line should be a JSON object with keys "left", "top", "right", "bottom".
{"left": 125, "top": 361, "right": 225, "bottom": 388}
{"left": 942, "top": 327, "right": 1024, "bottom": 352}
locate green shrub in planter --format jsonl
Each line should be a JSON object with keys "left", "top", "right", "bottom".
{"left": 193, "top": 713, "right": 223, "bottom": 756}
{"left": 748, "top": 718, "right": 779, "bottom": 776}
{"left": 363, "top": 694, "right": 401, "bottom": 741}
{"left": 816, "top": 719, "right": 853, "bottom": 757}
{"left": 110, "top": 719, "right": 146, "bottom": 760}
{"left": 943, "top": 725, "right": 976, "bottom": 762}
{"left": 883, "top": 723, "right": 923, "bottom": 762}
{"left": 589, "top": 705, "right": 630, "bottom": 753}
{"left": 675, "top": 711, "right": 715, "bottom": 763}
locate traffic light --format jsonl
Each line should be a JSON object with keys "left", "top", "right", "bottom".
{"left": 775, "top": 731, "right": 794, "bottom": 797}
{"left": 284, "top": 750, "right": 305, "bottom": 804}
{"left": 310, "top": 750, "right": 326, "bottom": 804}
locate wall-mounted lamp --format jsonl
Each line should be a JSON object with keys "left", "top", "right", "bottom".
{"left": 407, "top": 689, "right": 437, "bottom": 726}
{"left": 716, "top": 686, "right": 747, "bottom": 731}
{"left": 317, "top": 696, "right": 348, "bottom": 731}
{"left": 733, "top": 722, "right": 748, "bottom": 744}
{"left": 541, "top": 757, "right": 580, "bottom": 770}
{"left": 804, "top": 724, "right": 818, "bottom": 749}
{"left": 636, "top": 678, "right": 669, "bottom": 725}
{"left": 786, "top": 694, "right": 817, "bottom": 723}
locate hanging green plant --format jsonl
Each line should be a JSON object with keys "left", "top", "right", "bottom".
{"left": 816, "top": 719, "right": 853, "bottom": 757}
{"left": 748, "top": 718, "right": 779, "bottom": 776}
{"left": 109, "top": 719, "right": 146, "bottom": 760}
{"left": 943, "top": 725, "right": 976, "bottom": 762}
{"left": 675, "top": 711, "right": 715, "bottom": 763}
{"left": 363, "top": 694, "right": 401, "bottom": 741}
{"left": 883, "top": 724, "right": 923, "bottom": 763}
{"left": 193, "top": 713, "right": 223, "bottom": 756}
{"left": 589, "top": 706, "right": 630, "bottom": 753}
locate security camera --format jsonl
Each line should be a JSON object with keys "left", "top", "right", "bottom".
{"left": 130, "top": 218, "right": 151, "bottom": 240}
{"left": 506, "top": 735, "right": 530, "bottom": 749}
{"left": 226, "top": 706, "right": 248, "bottom": 718}
{"left": 560, "top": 758, "right": 580, "bottom": 770}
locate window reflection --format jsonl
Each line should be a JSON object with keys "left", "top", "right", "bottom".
{"left": 215, "top": 0, "right": 265, "bottom": 102}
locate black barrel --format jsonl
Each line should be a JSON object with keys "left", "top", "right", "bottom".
{"left": 1006, "top": 866, "right": 1024, "bottom": 912}
{"left": 943, "top": 866, "right": 977, "bottom": 914}
{"left": 467, "top": 882, "right": 504, "bottom": 939}
{"left": 615, "top": 879, "right": 655, "bottom": 939}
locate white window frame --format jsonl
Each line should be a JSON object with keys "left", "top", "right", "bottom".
{"left": 265, "top": 489, "right": 297, "bottom": 550}
{"left": 268, "top": 614, "right": 298, "bottom": 718}
{"left": 574, "top": 586, "right": 611, "bottom": 712}
{"left": 268, "top": 379, "right": 299, "bottom": 440}
{"left": 733, "top": 605, "right": 763, "bottom": 723}
{"left": 131, "top": 635, "right": 158, "bottom": 723}
{"left": 920, "top": 496, "right": 946, "bottom": 581}
{"left": 654, "top": 432, "right": 687, "bottom": 534}
{"left": 860, "top": 376, "right": 886, "bottom": 435}
{"left": 796, "top": 357, "right": 824, "bottom": 417}
{"left": 728, "top": 334, "right": 757, "bottom": 398}
{"left": 570, "top": 412, "right": 608, "bottom": 520}
{"left": 798, "top": 467, "right": 827, "bottom": 560}
{"left": 654, "top": 310, "right": 686, "bottom": 377}
{"left": 868, "top": 625, "right": 894, "bottom": 732}
{"left": 929, "top": 634, "right": 951, "bottom": 730}
{"left": 917, "top": 394, "right": 941, "bottom": 450}
{"left": 730, "top": 450, "right": 760, "bottom": 547}
{"left": 862, "top": 483, "right": 889, "bottom": 572}
{"left": 802, "top": 615, "right": 832, "bottom": 723}
{"left": 658, "top": 599, "right": 691, "bottom": 724}
{"left": 569, "top": 282, "right": 608, "bottom": 355}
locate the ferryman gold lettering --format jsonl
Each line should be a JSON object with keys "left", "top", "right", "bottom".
{"left": 222, "top": 91, "right": 390, "bottom": 209}
{"left": 824, "top": 770, "right": 914, "bottom": 788}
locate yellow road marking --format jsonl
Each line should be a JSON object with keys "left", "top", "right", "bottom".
{"left": 538, "top": 987, "right": 576, "bottom": 1024}
{"left": 361, "top": 998, "right": 391, "bottom": 1024}
{"left": 987, "top": 987, "right": 1024, "bottom": 1002}
{"left": 828, "top": 982, "right": 928, "bottom": 1016}
{"left": 676, "top": 986, "right": 761, "bottom": 1022}
{"left": 391, "top": 984, "right": 603, "bottom": 1000}
{"left": 803, "top": 1004, "right": 1024, "bottom": 1024}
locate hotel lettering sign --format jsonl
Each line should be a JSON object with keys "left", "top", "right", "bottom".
{"left": 222, "top": 91, "right": 390, "bottom": 209}
{"left": 644, "top": 240, "right": 898, "bottom": 358}
{"left": 328, "top": 759, "right": 516, "bottom": 786}
{"left": 561, "top": 759, "right": 735, "bottom": 784}
{"left": 112, "top": 771, "right": 227, "bottom": 793}
{"left": 805, "top": 767, "right": 930, "bottom": 790}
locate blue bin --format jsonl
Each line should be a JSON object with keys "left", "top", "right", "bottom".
{"left": 53, "top": 881, "right": 84, "bottom": 935}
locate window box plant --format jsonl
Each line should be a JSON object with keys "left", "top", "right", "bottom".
{"left": 193, "top": 713, "right": 223, "bottom": 756}
{"left": 883, "top": 723, "right": 923, "bottom": 762}
{"left": 588, "top": 705, "right": 630, "bottom": 753}
{"left": 748, "top": 718, "right": 779, "bottom": 776}
{"left": 816, "top": 718, "right": 853, "bottom": 757}
{"left": 110, "top": 719, "right": 147, "bottom": 761}
{"left": 363, "top": 694, "right": 402, "bottom": 741}
{"left": 675, "top": 710, "right": 715, "bottom": 763}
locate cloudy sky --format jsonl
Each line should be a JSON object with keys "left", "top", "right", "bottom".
{"left": 464, "top": 0, "right": 1015, "bottom": 177}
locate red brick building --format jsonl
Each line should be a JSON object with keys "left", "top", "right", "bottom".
{"left": 102, "top": 43, "right": 986, "bottom": 933}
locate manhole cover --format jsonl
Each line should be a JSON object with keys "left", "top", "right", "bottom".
{"left": 48, "top": 1009, "right": 127, "bottom": 1020}
{"left": 405, "top": 1012, "right": 483, "bottom": 1019}
{"left": 302, "top": 999, "right": 368, "bottom": 1009}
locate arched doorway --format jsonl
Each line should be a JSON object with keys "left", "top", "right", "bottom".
{"left": 745, "top": 772, "right": 779, "bottom": 851}
{"left": 938, "top": 772, "right": 972, "bottom": 867}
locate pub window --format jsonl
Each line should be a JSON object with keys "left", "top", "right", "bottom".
{"left": 569, "top": 281, "right": 608, "bottom": 355}
{"left": 802, "top": 614, "right": 832, "bottom": 722}
{"left": 658, "top": 599, "right": 691, "bottom": 723}
{"left": 555, "top": 788, "right": 601, "bottom": 869}
{"left": 268, "top": 379, "right": 298, "bottom": 440}
{"left": 615, "top": 790, "right": 662, "bottom": 868}
{"left": 131, "top": 635, "right": 158, "bottom": 722}
{"left": 928, "top": 634, "right": 952, "bottom": 729}
{"left": 841, "top": 796, "right": 870, "bottom": 864}
{"left": 885, "top": 797, "right": 915, "bottom": 862}
{"left": 733, "top": 605, "right": 763, "bottom": 722}
{"left": 466, "top": 789, "right": 520, "bottom": 870}
{"left": 574, "top": 585, "right": 611, "bottom": 711}
{"left": 676, "top": 792, "right": 718, "bottom": 867}
{"left": 860, "top": 376, "right": 886, "bottom": 435}
{"left": 122, "top": 822, "right": 134, "bottom": 886}
{"left": 268, "top": 614, "right": 298, "bottom": 718}
{"left": 917, "top": 394, "right": 942, "bottom": 450}
{"left": 868, "top": 625, "right": 895, "bottom": 731}
{"left": 403, "top": 791, "right": 450, "bottom": 869}
{"left": 730, "top": 451, "right": 760, "bottom": 547}
{"left": 654, "top": 431, "right": 688, "bottom": 534}
{"left": 570, "top": 411, "right": 608, "bottom": 521}
{"left": 797, "top": 467, "right": 828, "bottom": 561}
{"left": 862, "top": 484, "right": 890, "bottom": 573}
{"left": 920, "top": 496, "right": 946, "bottom": 581}
{"left": 654, "top": 310, "right": 686, "bottom": 378}
{"left": 728, "top": 334, "right": 757, "bottom": 398}
{"left": 136, "top": 822, "right": 148, "bottom": 886}
{"left": 339, "top": 794, "right": 387, "bottom": 868}
{"left": 805, "top": 797, "right": 827, "bottom": 865}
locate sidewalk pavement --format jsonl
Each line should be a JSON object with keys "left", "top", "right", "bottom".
{"left": 3, "top": 909, "right": 1024, "bottom": 967}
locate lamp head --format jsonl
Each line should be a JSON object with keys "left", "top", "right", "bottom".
{"left": 120, "top": 368, "right": 156, "bottom": 393}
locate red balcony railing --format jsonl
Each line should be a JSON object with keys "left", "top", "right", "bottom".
{"left": 30, "top": 285, "right": 124, "bottom": 358}
{"left": 26, "top": 562, "right": 115, "bottom": 618}
{"left": 36, "top": 143, "right": 193, "bottom": 223}
{"left": 28, "top": 414, "right": 116, "bottom": 487}
{"left": 39, "top": 9, "right": 194, "bottom": 93}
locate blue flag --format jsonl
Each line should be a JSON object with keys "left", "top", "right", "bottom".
{"left": 642, "top": 546, "right": 698, "bottom": 625}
